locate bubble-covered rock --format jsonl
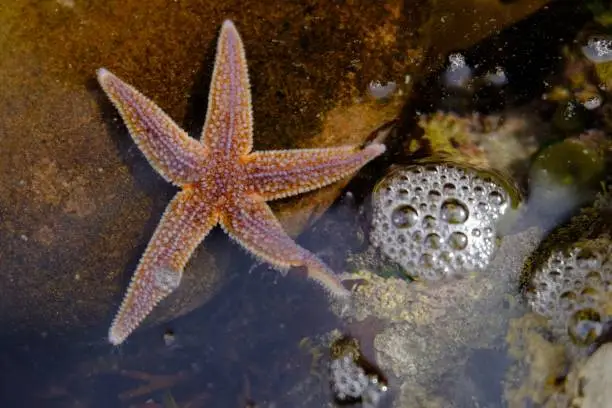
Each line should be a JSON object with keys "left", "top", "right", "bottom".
{"left": 523, "top": 192, "right": 612, "bottom": 352}
{"left": 526, "top": 241, "right": 612, "bottom": 348}
{"left": 370, "top": 162, "right": 517, "bottom": 280}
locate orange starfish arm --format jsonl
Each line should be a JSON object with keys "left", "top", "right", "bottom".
{"left": 109, "top": 188, "right": 218, "bottom": 345}
{"left": 97, "top": 68, "right": 208, "bottom": 185}
{"left": 244, "top": 143, "right": 386, "bottom": 201}
{"left": 220, "top": 195, "right": 350, "bottom": 298}
{"left": 201, "top": 20, "right": 253, "bottom": 156}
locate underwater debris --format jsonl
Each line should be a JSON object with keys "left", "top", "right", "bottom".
{"left": 370, "top": 163, "right": 515, "bottom": 280}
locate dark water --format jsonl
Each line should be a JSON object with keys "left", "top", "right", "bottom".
{"left": 0, "top": 241, "right": 341, "bottom": 407}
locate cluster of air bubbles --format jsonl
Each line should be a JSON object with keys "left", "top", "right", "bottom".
{"left": 582, "top": 36, "right": 612, "bottom": 63}
{"left": 443, "top": 52, "right": 473, "bottom": 89}
{"left": 368, "top": 80, "right": 397, "bottom": 100}
{"left": 527, "top": 243, "right": 612, "bottom": 349}
{"left": 330, "top": 355, "right": 388, "bottom": 407}
{"left": 563, "top": 101, "right": 577, "bottom": 120}
{"left": 582, "top": 94, "right": 602, "bottom": 110}
{"left": 442, "top": 53, "right": 508, "bottom": 90}
{"left": 329, "top": 336, "right": 388, "bottom": 407}
{"left": 371, "top": 163, "right": 512, "bottom": 280}
{"left": 484, "top": 66, "right": 508, "bottom": 87}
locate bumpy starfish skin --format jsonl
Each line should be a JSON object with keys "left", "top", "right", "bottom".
{"left": 98, "top": 20, "right": 386, "bottom": 345}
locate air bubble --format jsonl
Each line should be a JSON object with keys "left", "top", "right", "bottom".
{"left": 443, "top": 183, "right": 456, "bottom": 195}
{"left": 422, "top": 215, "right": 437, "bottom": 229}
{"left": 488, "top": 190, "right": 505, "bottom": 206}
{"left": 582, "top": 36, "right": 612, "bottom": 63}
{"left": 154, "top": 267, "right": 182, "bottom": 292}
{"left": 583, "top": 95, "right": 602, "bottom": 110}
{"left": 547, "top": 269, "right": 562, "bottom": 281}
{"left": 428, "top": 190, "right": 442, "bottom": 202}
{"left": 419, "top": 253, "right": 435, "bottom": 267}
{"left": 397, "top": 188, "right": 410, "bottom": 199}
{"left": 424, "top": 233, "right": 442, "bottom": 249}
{"left": 440, "top": 251, "right": 453, "bottom": 263}
{"left": 391, "top": 205, "right": 418, "bottom": 228}
{"left": 478, "top": 202, "right": 489, "bottom": 212}
{"left": 440, "top": 199, "right": 469, "bottom": 224}
{"left": 586, "top": 271, "right": 603, "bottom": 286}
{"left": 448, "top": 232, "right": 468, "bottom": 250}
{"left": 576, "top": 250, "right": 600, "bottom": 269}
{"left": 568, "top": 308, "right": 602, "bottom": 346}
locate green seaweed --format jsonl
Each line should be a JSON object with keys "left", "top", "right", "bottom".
{"left": 531, "top": 138, "right": 606, "bottom": 187}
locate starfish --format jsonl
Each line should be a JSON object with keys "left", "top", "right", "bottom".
{"left": 97, "top": 20, "right": 386, "bottom": 345}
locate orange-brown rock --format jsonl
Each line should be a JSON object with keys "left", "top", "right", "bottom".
{"left": 0, "top": 0, "right": 549, "bottom": 335}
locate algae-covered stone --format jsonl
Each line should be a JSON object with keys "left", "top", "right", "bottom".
{"left": 334, "top": 228, "right": 542, "bottom": 407}
{"left": 525, "top": 134, "right": 609, "bottom": 230}
{"left": 410, "top": 110, "right": 553, "bottom": 182}
{"left": 530, "top": 137, "right": 606, "bottom": 189}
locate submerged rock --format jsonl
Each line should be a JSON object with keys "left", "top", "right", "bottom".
{"left": 370, "top": 162, "right": 519, "bottom": 280}
{"left": 525, "top": 132, "right": 609, "bottom": 231}
{"left": 522, "top": 192, "right": 612, "bottom": 355}
{"left": 564, "top": 343, "right": 612, "bottom": 407}
{"left": 335, "top": 228, "right": 542, "bottom": 407}
{"left": 503, "top": 193, "right": 612, "bottom": 407}
{"left": 0, "top": 0, "right": 551, "bottom": 338}
{"left": 409, "top": 110, "right": 553, "bottom": 182}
